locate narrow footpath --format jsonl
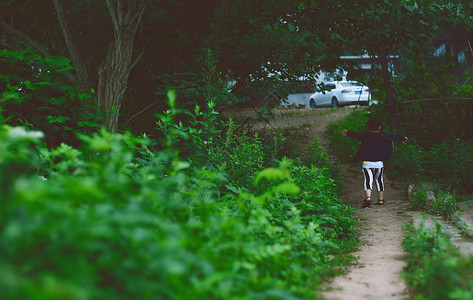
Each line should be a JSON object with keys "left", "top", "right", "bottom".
{"left": 319, "top": 162, "right": 410, "bottom": 300}
{"left": 230, "top": 107, "right": 473, "bottom": 299}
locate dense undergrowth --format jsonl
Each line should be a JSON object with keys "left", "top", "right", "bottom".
{"left": 327, "top": 58, "right": 473, "bottom": 299}
{"left": 402, "top": 223, "right": 473, "bottom": 299}
{"left": 329, "top": 108, "right": 473, "bottom": 299}
{"left": 0, "top": 51, "right": 358, "bottom": 299}
{"left": 328, "top": 109, "right": 473, "bottom": 196}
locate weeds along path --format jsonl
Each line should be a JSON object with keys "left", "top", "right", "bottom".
{"left": 288, "top": 107, "right": 411, "bottom": 299}
{"left": 320, "top": 162, "right": 410, "bottom": 299}
{"left": 227, "top": 107, "right": 411, "bottom": 299}
{"left": 228, "top": 107, "right": 473, "bottom": 299}
{"left": 228, "top": 107, "right": 411, "bottom": 298}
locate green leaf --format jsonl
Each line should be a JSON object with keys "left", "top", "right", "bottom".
{"left": 167, "top": 90, "right": 177, "bottom": 108}
{"left": 77, "top": 121, "right": 98, "bottom": 127}
{"left": 47, "top": 115, "right": 71, "bottom": 124}
{"left": 273, "top": 182, "right": 300, "bottom": 195}
{"left": 45, "top": 56, "right": 71, "bottom": 67}
{"left": 1, "top": 91, "right": 20, "bottom": 101}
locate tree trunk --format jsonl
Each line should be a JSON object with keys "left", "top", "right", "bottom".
{"left": 98, "top": 0, "right": 145, "bottom": 132}
{"left": 379, "top": 47, "right": 397, "bottom": 127}
{"left": 53, "top": 0, "right": 89, "bottom": 91}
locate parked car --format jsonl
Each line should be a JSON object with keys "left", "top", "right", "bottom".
{"left": 308, "top": 81, "right": 371, "bottom": 108}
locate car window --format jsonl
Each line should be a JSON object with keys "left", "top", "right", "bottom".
{"left": 325, "top": 83, "right": 336, "bottom": 90}
{"left": 340, "top": 82, "right": 363, "bottom": 87}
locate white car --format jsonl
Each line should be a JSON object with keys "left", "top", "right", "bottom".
{"left": 309, "top": 81, "right": 371, "bottom": 108}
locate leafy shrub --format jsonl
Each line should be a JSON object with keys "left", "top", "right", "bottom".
{"left": 0, "top": 48, "right": 101, "bottom": 147}
{"left": 154, "top": 50, "right": 246, "bottom": 112}
{"left": 426, "top": 139, "right": 473, "bottom": 193}
{"left": 408, "top": 185, "right": 459, "bottom": 220}
{"left": 388, "top": 141, "right": 425, "bottom": 183}
{"left": 208, "top": 125, "right": 264, "bottom": 189}
{"left": 0, "top": 119, "right": 357, "bottom": 299}
{"left": 290, "top": 163, "right": 357, "bottom": 251}
{"left": 328, "top": 110, "right": 370, "bottom": 162}
{"left": 389, "top": 139, "right": 473, "bottom": 194}
{"left": 403, "top": 223, "right": 473, "bottom": 299}
{"left": 155, "top": 93, "right": 264, "bottom": 191}
{"left": 427, "top": 191, "right": 459, "bottom": 220}
{"left": 409, "top": 187, "right": 428, "bottom": 210}
{"left": 390, "top": 59, "right": 473, "bottom": 147}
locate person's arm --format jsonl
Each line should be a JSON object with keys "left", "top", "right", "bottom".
{"left": 385, "top": 132, "right": 408, "bottom": 142}
{"left": 341, "top": 129, "right": 363, "bottom": 140}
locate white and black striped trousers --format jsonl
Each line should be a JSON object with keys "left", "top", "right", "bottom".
{"left": 362, "top": 168, "right": 384, "bottom": 191}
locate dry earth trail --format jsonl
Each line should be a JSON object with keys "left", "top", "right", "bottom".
{"left": 226, "top": 107, "right": 411, "bottom": 299}
{"left": 226, "top": 106, "right": 473, "bottom": 299}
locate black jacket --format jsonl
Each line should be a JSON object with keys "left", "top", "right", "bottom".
{"left": 347, "top": 131, "right": 406, "bottom": 162}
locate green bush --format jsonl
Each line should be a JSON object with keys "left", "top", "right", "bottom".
{"left": 409, "top": 187, "right": 428, "bottom": 210}
{"left": 426, "top": 140, "right": 473, "bottom": 193}
{"left": 388, "top": 141, "right": 425, "bottom": 182}
{"left": 0, "top": 120, "right": 357, "bottom": 299}
{"left": 327, "top": 110, "right": 370, "bottom": 162}
{"left": 389, "top": 139, "right": 473, "bottom": 194}
{"left": 0, "top": 48, "right": 101, "bottom": 147}
{"left": 427, "top": 191, "right": 459, "bottom": 219}
{"left": 403, "top": 223, "right": 473, "bottom": 299}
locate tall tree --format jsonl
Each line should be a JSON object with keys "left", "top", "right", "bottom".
{"left": 1, "top": 0, "right": 145, "bottom": 132}
{"left": 342, "top": 1, "right": 440, "bottom": 125}
{"left": 97, "top": 0, "right": 145, "bottom": 132}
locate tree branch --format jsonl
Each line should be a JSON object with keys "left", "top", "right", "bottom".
{"left": 0, "top": 17, "right": 52, "bottom": 58}
{"left": 400, "top": 98, "right": 473, "bottom": 105}
{"left": 0, "top": 16, "right": 79, "bottom": 84}
{"left": 53, "top": 0, "right": 89, "bottom": 90}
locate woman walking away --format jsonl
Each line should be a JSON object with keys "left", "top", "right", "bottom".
{"left": 341, "top": 117, "right": 408, "bottom": 208}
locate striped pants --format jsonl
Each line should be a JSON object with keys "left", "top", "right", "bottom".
{"left": 363, "top": 168, "right": 384, "bottom": 191}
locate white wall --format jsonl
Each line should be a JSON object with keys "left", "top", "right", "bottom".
{"left": 280, "top": 93, "right": 312, "bottom": 107}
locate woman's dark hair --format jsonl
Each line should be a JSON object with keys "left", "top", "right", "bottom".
{"left": 368, "top": 117, "right": 382, "bottom": 131}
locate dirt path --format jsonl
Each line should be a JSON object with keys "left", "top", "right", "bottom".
{"left": 295, "top": 108, "right": 411, "bottom": 299}
{"left": 298, "top": 108, "right": 411, "bottom": 299}
{"left": 320, "top": 161, "right": 410, "bottom": 299}
{"left": 227, "top": 106, "right": 473, "bottom": 299}
{"left": 227, "top": 107, "right": 412, "bottom": 299}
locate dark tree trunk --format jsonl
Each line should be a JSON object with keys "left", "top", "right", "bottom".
{"left": 97, "top": 0, "right": 145, "bottom": 132}
{"left": 379, "top": 47, "right": 397, "bottom": 127}
{"left": 53, "top": 0, "right": 89, "bottom": 91}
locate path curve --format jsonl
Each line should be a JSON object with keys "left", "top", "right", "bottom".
{"left": 319, "top": 162, "right": 410, "bottom": 299}
{"left": 297, "top": 108, "right": 411, "bottom": 299}
{"left": 226, "top": 107, "right": 412, "bottom": 299}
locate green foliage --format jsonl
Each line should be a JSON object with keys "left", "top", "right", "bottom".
{"left": 155, "top": 92, "right": 264, "bottom": 190}
{"left": 155, "top": 50, "right": 247, "bottom": 112}
{"left": 210, "top": 127, "right": 264, "bottom": 189}
{"left": 402, "top": 223, "right": 473, "bottom": 299}
{"left": 389, "top": 142, "right": 426, "bottom": 183}
{"left": 425, "top": 140, "right": 473, "bottom": 193}
{"left": 328, "top": 110, "right": 370, "bottom": 162}
{"left": 393, "top": 62, "right": 473, "bottom": 148}
{"left": 290, "top": 162, "right": 357, "bottom": 251}
{"left": 302, "top": 138, "right": 345, "bottom": 194}
{"left": 408, "top": 185, "right": 459, "bottom": 220}
{"left": 389, "top": 139, "right": 473, "bottom": 194}
{"left": 427, "top": 192, "right": 459, "bottom": 219}
{"left": 0, "top": 102, "right": 357, "bottom": 299}
{"left": 0, "top": 48, "right": 101, "bottom": 146}
{"left": 409, "top": 187, "right": 428, "bottom": 210}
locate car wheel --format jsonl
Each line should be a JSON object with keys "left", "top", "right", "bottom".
{"left": 309, "top": 99, "right": 316, "bottom": 108}
{"left": 331, "top": 98, "right": 339, "bottom": 108}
